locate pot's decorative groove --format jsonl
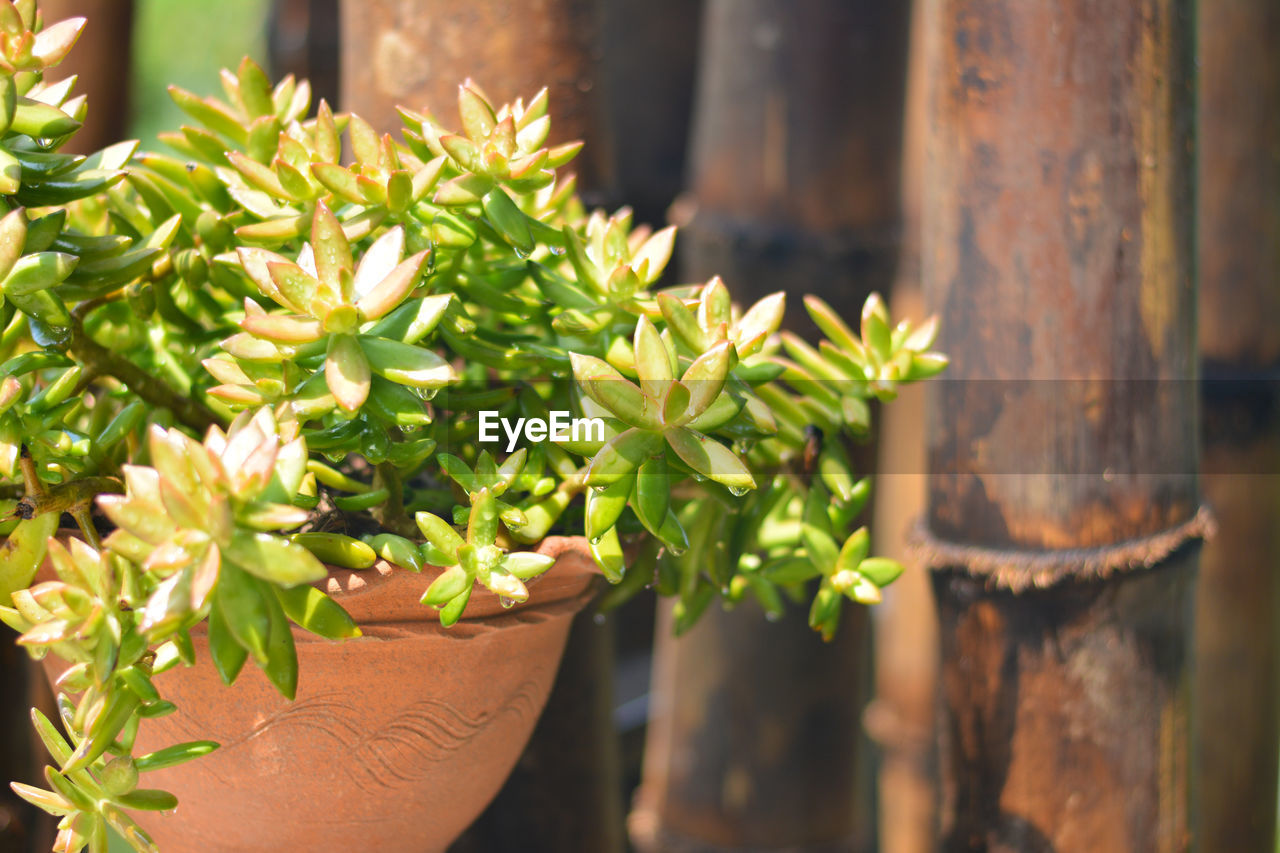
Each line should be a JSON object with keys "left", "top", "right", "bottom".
{"left": 164, "top": 681, "right": 544, "bottom": 791}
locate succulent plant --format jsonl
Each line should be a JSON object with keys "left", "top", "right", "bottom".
{"left": 0, "top": 2, "right": 946, "bottom": 850}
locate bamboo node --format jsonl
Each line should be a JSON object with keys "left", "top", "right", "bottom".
{"left": 908, "top": 505, "right": 1217, "bottom": 592}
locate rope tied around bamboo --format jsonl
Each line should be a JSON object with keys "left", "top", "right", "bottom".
{"left": 909, "top": 505, "right": 1216, "bottom": 592}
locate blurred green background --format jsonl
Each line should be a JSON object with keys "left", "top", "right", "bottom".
{"left": 128, "top": 0, "right": 270, "bottom": 144}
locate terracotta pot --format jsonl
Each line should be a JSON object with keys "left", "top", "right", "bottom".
{"left": 41, "top": 536, "right": 599, "bottom": 853}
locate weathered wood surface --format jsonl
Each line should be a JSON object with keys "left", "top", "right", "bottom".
{"left": 921, "top": 0, "right": 1201, "bottom": 849}
{"left": 673, "top": 0, "right": 911, "bottom": 336}
{"left": 339, "top": 0, "right": 614, "bottom": 192}
{"left": 932, "top": 554, "right": 1194, "bottom": 852}
{"left": 924, "top": 0, "right": 1199, "bottom": 552}
{"left": 632, "top": 599, "right": 875, "bottom": 852}
{"left": 1195, "top": 1, "right": 1280, "bottom": 849}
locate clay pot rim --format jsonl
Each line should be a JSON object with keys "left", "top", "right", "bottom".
{"left": 47, "top": 530, "right": 602, "bottom": 629}
{"left": 320, "top": 534, "right": 602, "bottom": 625}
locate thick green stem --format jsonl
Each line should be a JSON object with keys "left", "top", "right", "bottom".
{"left": 14, "top": 476, "right": 121, "bottom": 521}
{"left": 372, "top": 462, "right": 414, "bottom": 537}
{"left": 70, "top": 506, "right": 100, "bottom": 549}
{"left": 18, "top": 445, "right": 44, "bottom": 499}
{"left": 13, "top": 449, "right": 110, "bottom": 548}
{"left": 69, "top": 321, "right": 216, "bottom": 435}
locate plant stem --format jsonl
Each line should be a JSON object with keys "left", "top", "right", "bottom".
{"left": 70, "top": 506, "right": 101, "bottom": 549}
{"left": 373, "top": 462, "right": 414, "bottom": 537}
{"left": 18, "top": 445, "right": 44, "bottom": 499}
{"left": 14, "top": 476, "right": 121, "bottom": 521}
{"left": 69, "top": 321, "right": 216, "bottom": 434}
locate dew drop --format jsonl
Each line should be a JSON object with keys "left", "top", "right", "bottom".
{"left": 592, "top": 612, "right": 606, "bottom": 625}
{"left": 727, "top": 485, "right": 750, "bottom": 497}
{"left": 499, "top": 596, "right": 517, "bottom": 609}
{"left": 513, "top": 246, "right": 531, "bottom": 259}
{"left": 667, "top": 544, "right": 688, "bottom": 557}
{"left": 765, "top": 610, "right": 782, "bottom": 623}
{"left": 549, "top": 245, "right": 566, "bottom": 256}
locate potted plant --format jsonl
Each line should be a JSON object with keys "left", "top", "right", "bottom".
{"left": 0, "top": 2, "right": 946, "bottom": 851}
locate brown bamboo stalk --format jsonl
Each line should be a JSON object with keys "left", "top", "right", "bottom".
{"left": 1195, "top": 1, "right": 1280, "bottom": 849}
{"left": 339, "top": 5, "right": 625, "bottom": 849}
{"left": 918, "top": 0, "right": 1203, "bottom": 849}
{"left": 671, "top": 0, "right": 911, "bottom": 330}
{"left": 339, "top": 0, "right": 614, "bottom": 194}
{"left": 631, "top": 1, "right": 912, "bottom": 849}
{"left": 867, "top": 2, "right": 940, "bottom": 851}
{"left": 0, "top": 640, "right": 35, "bottom": 852}
{"left": 597, "top": 0, "right": 703, "bottom": 226}
{"left": 268, "top": 0, "right": 340, "bottom": 108}
{"left": 38, "top": 0, "right": 133, "bottom": 155}
{"left": 868, "top": 301, "right": 938, "bottom": 853}
{"left": 633, "top": 597, "right": 876, "bottom": 852}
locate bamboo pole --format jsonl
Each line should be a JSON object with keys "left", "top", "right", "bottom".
{"left": 339, "top": 0, "right": 614, "bottom": 195}
{"left": 1195, "top": 1, "right": 1280, "bottom": 849}
{"left": 633, "top": 598, "right": 875, "bottom": 852}
{"left": 268, "top": 0, "right": 340, "bottom": 108}
{"left": 597, "top": 0, "right": 702, "bottom": 227}
{"left": 631, "top": 1, "right": 911, "bottom": 849}
{"left": 867, "top": 2, "right": 940, "bottom": 850}
{"left": 917, "top": 1, "right": 1205, "bottom": 849}
{"left": 37, "top": 0, "right": 134, "bottom": 154}
{"left": 868, "top": 301, "right": 937, "bottom": 853}
{"left": 670, "top": 0, "right": 910, "bottom": 331}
